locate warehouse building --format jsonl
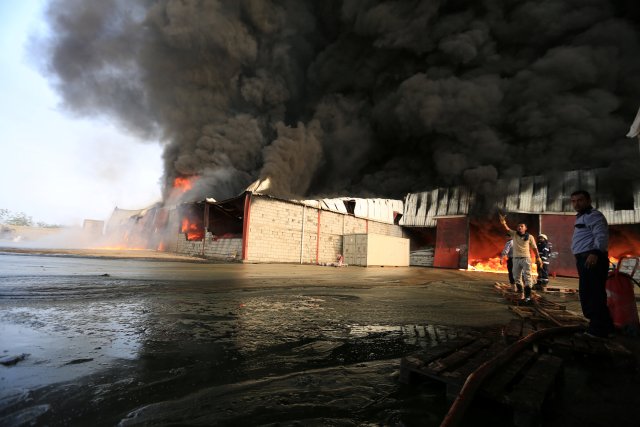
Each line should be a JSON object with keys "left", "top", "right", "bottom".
{"left": 401, "top": 169, "right": 640, "bottom": 277}
{"left": 106, "top": 169, "right": 639, "bottom": 273}
{"left": 107, "top": 191, "right": 409, "bottom": 266}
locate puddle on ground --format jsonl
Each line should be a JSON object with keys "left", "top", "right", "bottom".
{"left": 0, "top": 254, "right": 496, "bottom": 426}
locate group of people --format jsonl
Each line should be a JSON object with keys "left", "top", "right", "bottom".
{"left": 498, "top": 217, "right": 547, "bottom": 303}
{"left": 500, "top": 230, "right": 551, "bottom": 295}
{"left": 499, "top": 190, "right": 614, "bottom": 338}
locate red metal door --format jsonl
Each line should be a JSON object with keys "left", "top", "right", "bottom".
{"left": 434, "top": 217, "right": 469, "bottom": 269}
{"left": 540, "top": 215, "right": 577, "bottom": 278}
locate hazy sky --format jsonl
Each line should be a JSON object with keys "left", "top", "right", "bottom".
{"left": 0, "top": 1, "right": 163, "bottom": 226}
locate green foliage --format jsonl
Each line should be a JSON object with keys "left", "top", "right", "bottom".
{"left": 0, "top": 208, "right": 60, "bottom": 227}
{"left": 5, "top": 211, "right": 34, "bottom": 226}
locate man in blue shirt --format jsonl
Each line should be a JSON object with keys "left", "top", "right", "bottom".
{"left": 571, "top": 190, "right": 614, "bottom": 338}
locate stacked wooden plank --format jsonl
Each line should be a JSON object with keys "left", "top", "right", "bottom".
{"left": 400, "top": 333, "right": 565, "bottom": 426}
{"left": 400, "top": 281, "right": 633, "bottom": 426}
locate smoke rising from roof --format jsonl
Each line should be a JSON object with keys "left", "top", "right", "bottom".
{"left": 40, "top": 0, "right": 640, "bottom": 204}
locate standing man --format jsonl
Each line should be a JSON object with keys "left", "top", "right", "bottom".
{"left": 571, "top": 190, "right": 614, "bottom": 338}
{"left": 499, "top": 234, "right": 518, "bottom": 292}
{"left": 535, "top": 234, "right": 552, "bottom": 290}
{"left": 499, "top": 215, "right": 542, "bottom": 303}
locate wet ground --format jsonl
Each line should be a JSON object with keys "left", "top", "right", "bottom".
{"left": 0, "top": 251, "right": 638, "bottom": 426}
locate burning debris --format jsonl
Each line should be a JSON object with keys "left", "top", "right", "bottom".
{"left": 39, "top": 0, "right": 640, "bottom": 210}
{"left": 179, "top": 204, "right": 204, "bottom": 241}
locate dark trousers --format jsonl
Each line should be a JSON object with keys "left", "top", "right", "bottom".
{"left": 576, "top": 253, "right": 614, "bottom": 336}
{"left": 507, "top": 258, "right": 514, "bottom": 284}
{"left": 537, "top": 263, "right": 549, "bottom": 285}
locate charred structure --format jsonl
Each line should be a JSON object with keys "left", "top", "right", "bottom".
{"left": 40, "top": 0, "right": 640, "bottom": 208}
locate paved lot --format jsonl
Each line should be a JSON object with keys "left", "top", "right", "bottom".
{"left": 1, "top": 250, "right": 635, "bottom": 426}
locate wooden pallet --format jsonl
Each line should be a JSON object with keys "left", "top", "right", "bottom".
{"left": 508, "top": 305, "right": 585, "bottom": 325}
{"left": 400, "top": 338, "right": 564, "bottom": 426}
{"left": 401, "top": 339, "right": 499, "bottom": 399}
{"left": 482, "top": 351, "right": 564, "bottom": 427}
{"left": 495, "top": 281, "right": 587, "bottom": 328}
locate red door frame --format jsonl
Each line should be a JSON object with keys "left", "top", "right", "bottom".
{"left": 434, "top": 217, "right": 469, "bottom": 269}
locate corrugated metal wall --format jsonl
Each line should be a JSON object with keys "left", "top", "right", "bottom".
{"left": 401, "top": 169, "right": 640, "bottom": 227}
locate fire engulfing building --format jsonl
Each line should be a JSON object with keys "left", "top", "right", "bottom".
{"left": 106, "top": 169, "right": 639, "bottom": 273}
{"left": 401, "top": 169, "right": 640, "bottom": 277}
{"left": 106, "top": 192, "right": 408, "bottom": 266}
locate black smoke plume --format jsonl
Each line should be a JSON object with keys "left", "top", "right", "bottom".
{"left": 40, "top": 0, "right": 640, "bottom": 205}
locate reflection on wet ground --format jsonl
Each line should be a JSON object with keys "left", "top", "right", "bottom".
{"left": 0, "top": 253, "right": 517, "bottom": 426}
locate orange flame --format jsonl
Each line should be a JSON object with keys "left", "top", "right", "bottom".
{"left": 468, "top": 256, "right": 507, "bottom": 273}
{"left": 469, "top": 256, "right": 538, "bottom": 275}
{"left": 181, "top": 217, "right": 204, "bottom": 240}
{"left": 174, "top": 176, "right": 195, "bottom": 193}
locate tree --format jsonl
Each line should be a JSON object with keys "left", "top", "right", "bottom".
{"left": 0, "top": 208, "right": 60, "bottom": 227}
{"left": 6, "top": 211, "right": 34, "bottom": 226}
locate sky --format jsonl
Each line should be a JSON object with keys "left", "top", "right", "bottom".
{"left": 0, "top": 1, "right": 163, "bottom": 226}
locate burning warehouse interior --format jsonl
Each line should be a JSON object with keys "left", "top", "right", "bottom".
{"left": 106, "top": 175, "right": 408, "bottom": 266}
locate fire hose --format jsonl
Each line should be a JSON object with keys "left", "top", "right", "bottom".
{"left": 439, "top": 325, "right": 582, "bottom": 427}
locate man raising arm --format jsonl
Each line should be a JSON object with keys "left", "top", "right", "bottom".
{"left": 499, "top": 214, "right": 542, "bottom": 302}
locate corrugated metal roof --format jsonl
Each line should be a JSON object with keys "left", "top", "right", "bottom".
{"left": 245, "top": 179, "right": 403, "bottom": 224}
{"left": 401, "top": 169, "right": 640, "bottom": 226}
{"left": 105, "top": 207, "right": 145, "bottom": 232}
{"left": 300, "top": 197, "right": 403, "bottom": 224}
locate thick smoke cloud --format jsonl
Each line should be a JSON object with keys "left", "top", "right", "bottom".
{"left": 41, "top": 0, "right": 640, "bottom": 205}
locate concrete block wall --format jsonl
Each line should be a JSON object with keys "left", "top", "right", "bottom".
{"left": 247, "top": 197, "right": 307, "bottom": 263}
{"left": 343, "top": 215, "right": 367, "bottom": 234}
{"left": 246, "top": 196, "right": 405, "bottom": 264}
{"left": 301, "top": 210, "right": 318, "bottom": 264}
{"left": 176, "top": 233, "right": 204, "bottom": 257}
{"left": 203, "top": 234, "right": 242, "bottom": 260}
{"left": 175, "top": 232, "right": 242, "bottom": 260}
{"left": 368, "top": 220, "right": 404, "bottom": 237}
{"left": 317, "top": 210, "right": 345, "bottom": 264}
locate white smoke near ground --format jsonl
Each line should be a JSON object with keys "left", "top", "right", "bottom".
{"left": 0, "top": 225, "right": 110, "bottom": 249}
{"left": 38, "top": 0, "right": 640, "bottom": 209}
